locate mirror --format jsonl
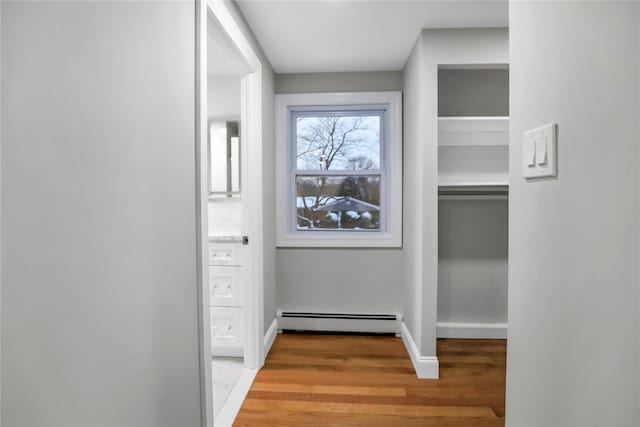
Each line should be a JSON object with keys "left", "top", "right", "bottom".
{"left": 209, "top": 120, "right": 240, "bottom": 196}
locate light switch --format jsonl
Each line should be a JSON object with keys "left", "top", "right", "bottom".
{"left": 536, "top": 137, "right": 547, "bottom": 165}
{"left": 523, "top": 123, "right": 557, "bottom": 179}
{"left": 525, "top": 138, "right": 536, "bottom": 167}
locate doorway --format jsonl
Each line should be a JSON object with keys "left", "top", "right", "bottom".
{"left": 197, "top": 1, "right": 265, "bottom": 426}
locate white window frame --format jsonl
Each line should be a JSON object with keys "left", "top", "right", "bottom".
{"left": 275, "top": 91, "right": 402, "bottom": 248}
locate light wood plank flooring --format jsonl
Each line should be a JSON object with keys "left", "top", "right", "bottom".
{"left": 234, "top": 334, "right": 506, "bottom": 427}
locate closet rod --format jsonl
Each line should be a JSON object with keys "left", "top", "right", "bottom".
{"left": 438, "top": 190, "right": 509, "bottom": 196}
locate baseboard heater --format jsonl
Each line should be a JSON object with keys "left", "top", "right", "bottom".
{"left": 277, "top": 310, "right": 401, "bottom": 335}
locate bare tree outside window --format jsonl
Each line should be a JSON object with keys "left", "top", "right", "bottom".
{"left": 294, "top": 114, "right": 382, "bottom": 230}
{"left": 296, "top": 116, "right": 380, "bottom": 170}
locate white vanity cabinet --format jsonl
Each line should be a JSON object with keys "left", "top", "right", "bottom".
{"left": 209, "top": 238, "right": 245, "bottom": 357}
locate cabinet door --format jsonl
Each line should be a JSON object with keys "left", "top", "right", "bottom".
{"left": 209, "top": 266, "right": 244, "bottom": 307}
{"left": 208, "top": 243, "right": 244, "bottom": 266}
{"left": 210, "top": 307, "right": 244, "bottom": 356}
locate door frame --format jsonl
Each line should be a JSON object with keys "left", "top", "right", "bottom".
{"left": 196, "top": 1, "right": 264, "bottom": 425}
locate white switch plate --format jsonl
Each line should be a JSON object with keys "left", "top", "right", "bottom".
{"left": 523, "top": 123, "right": 557, "bottom": 179}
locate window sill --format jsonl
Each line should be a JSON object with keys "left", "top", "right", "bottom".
{"left": 277, "top": 232, "right": 401, "bottom": 248}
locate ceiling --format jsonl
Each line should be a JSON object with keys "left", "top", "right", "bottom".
{"left": 236, "top": 0, "right": 508, "bottom": 74}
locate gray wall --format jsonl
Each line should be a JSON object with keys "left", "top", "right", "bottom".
{"left": 507, "top": 2, "right": 640, "bottom": 426}
{"left": 0, "top": 3, "right": 3, "bottom": 422}
{"left": 275, "top": 71, "right": 402, "bottom": 94}
{"left": 438, "top": 200, "right": 508, "bottom": 323}
{"left": 276, "top": 249, "right": 403, "bottom": 314}
{"left": 261, "top": 64, "right": 277, "bottom": 334}
{"left": 1, "top": 2, "right": 201, "bottom": 426}
{"left": 402, "top": 38, "right": 425, "bottom": 348}
{"left": 275, "top": 71, "right": 405, "bottom": 316}
{"left": 438, "top": 69, "right": 509, "bottom": 117}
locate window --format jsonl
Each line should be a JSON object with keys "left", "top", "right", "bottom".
{"left": 276, "top": 92, "right": 402, "bottom": 247}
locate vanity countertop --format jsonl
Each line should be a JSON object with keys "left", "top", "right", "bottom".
{"left": 209, "top": 235, "right": 243, "bottom": 243}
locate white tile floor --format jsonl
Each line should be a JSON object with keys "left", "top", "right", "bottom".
{"left": 212, "top": 357, "right": 244, "bottom": 418}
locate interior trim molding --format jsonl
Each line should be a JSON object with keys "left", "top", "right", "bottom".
{"left": 436, "top": 322, "right": 507, "bottom": 339}
{"left": 400, "top": 322, "right": 439, "bottom": 379}
{"left": 263, "top": 318, "right": 278, "bottom": 362}
{"left": 213, "top": 369, "right": 258, "bottom": 427}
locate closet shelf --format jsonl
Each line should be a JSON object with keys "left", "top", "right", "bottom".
{"left": 438, "top": 181, "right": 509, "bottom": 188}
{"left": 438, "top": 116, "right": 509, "bottom": 147}
{"left": 439, "top": 172, "right": 509, "bottom": 188}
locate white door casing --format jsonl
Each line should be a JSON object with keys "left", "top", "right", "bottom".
{"left": 197, "top": 1, "right": 265, "bottom": 425}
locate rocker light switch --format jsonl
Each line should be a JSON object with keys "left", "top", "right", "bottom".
{"left": 523, "top": 123, "right": 557, "bottom": 179}
{"left": 536, "top": 137, "right": 547, "bottom": 165}
{"left": 525, "top": 138, "right": 536, "bottom": 167}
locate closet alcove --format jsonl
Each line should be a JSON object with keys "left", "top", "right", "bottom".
{"left": 437, "top": 66, "right": 509, "bottom": 339}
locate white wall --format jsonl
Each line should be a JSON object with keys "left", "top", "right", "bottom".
{"left": 208, "top": 197, "right": 242, "bottom": 237}
{"left": 274, "top": 71, "right": 405, "bottom": 316}
{"left": 403, "top": 29, "right": 509, "bottom": 356}
{"left": 507, "top": 2, "right": 640, "bottom": 426}
{"left": 208, "top": 76, "right": 241, "bottom": 121}
{"left": 1, "top": 2, "right": 201, "bottom": 426}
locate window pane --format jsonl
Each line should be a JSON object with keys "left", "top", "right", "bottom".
{"left": 296, "top": 115, "right": 381, "bottom": 171}
{"left": 295, "top": 176, "right": 381, "bottom": 230}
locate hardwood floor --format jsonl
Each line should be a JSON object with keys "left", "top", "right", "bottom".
{"left": 233, "top": 334, "right": 506, "bottom": 427}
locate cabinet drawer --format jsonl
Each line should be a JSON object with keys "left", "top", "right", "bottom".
{"left": 208, "top": 243, "right": 243, "bottom": 266}
{"left": 210, "top": 307, "right": 244, "bottom": 352}
{"left": 209, "top": 266, "right": 244, "bottom": 307}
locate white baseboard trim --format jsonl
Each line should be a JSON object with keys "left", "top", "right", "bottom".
{"left": 263, "top": 318, "right": 278, "bottom": 361}
{"left": 400, "top": 322, "right": 439, "bottom": 379}
{"left": 436, "top": 322, "right": 507, "bottom": 339}
{"left": 214, "top": 368, "right": 257, "bottom": 427}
